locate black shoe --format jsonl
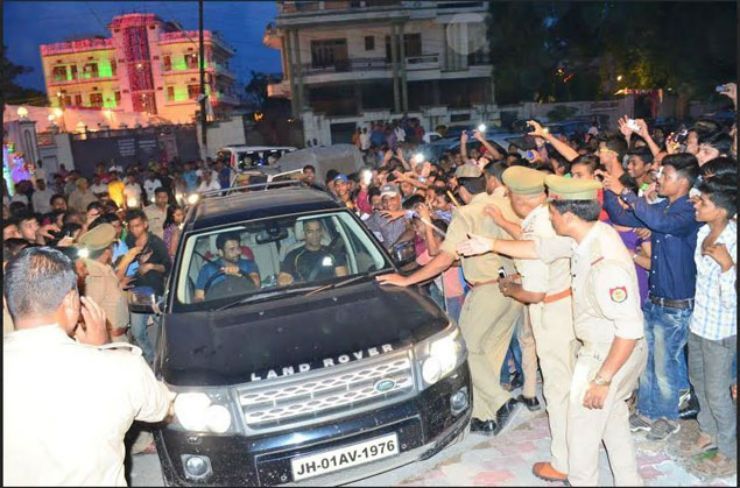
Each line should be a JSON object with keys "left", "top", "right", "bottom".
{"left": 470, "top": 417, "right": 499, "bottom": 435}
{"left": 517, "top": 394, "right": 542, "bottom": 411}
{"left": 678, "top": 405, "right": 699, "bottom": 420}
{"left": 494, "top": 398, "right": 523, "bottom": 435}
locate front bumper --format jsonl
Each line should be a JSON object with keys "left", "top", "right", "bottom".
{"left": 155, "top": 362, "right": 471, "bottom": 486}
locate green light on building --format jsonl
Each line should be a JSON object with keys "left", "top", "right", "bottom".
{"left": 174, "top": 86, "right": 188, "bottom": 101}
{"left": 66, "top": 67, "right": 73, "bottom": 81}
{"left": 98, "top": 59, "right": 113, "bottom": 78}
{"left": 173, "top": 56, "right": 188, "bottom": 71}
{"left": 103, "top": 90, "right": 116, "bottom": 108}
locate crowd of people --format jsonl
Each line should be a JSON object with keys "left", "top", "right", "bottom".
{"left": 2, "top": 82, "right": 737, "bottom": 485}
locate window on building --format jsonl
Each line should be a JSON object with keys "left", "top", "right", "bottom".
{"left": 73, "top": 94, "right": 83, "bottom": 106}
{"left": 184, "top": 53, "right": 199, "bottom": 70}
{"left": 52, "top": 66, "right": 67, "bottom": 81}
{"left": 63, "top": 95, "right": 73, "bottom": 107}
{"left": 163, "top": 55, "right": 171, "bottom": 71}
{"left": 166, "top": 86, "right": 175, "bottom": 101}
{"left": 364, "top": 36, "right": 375, "bottom": 51}
{"left": 188, "top": 84, "right": 201, "bottom": 100}
{"left": 310, "top": 39, "right": 348, "bottom": 69}
{"left": 82, "top": 62, "right": 99, "bottom": 79}
{"left": 89, "top": 93, "right": 104, "bottom": 108}
{"left": 404, "top": 33, "right": 422, "bottom": 58}
{"left": 111, "top": 59, "right": 117, "bottom": 76}
{"left": 69, "top": 65, "right": 78, "bottom": 80}
{"left": 114, "top": 91, "right": 121, "bottom": 104}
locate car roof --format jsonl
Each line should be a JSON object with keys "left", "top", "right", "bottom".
{"left": 186, "top": 186, "right": 342, "bottom": 231}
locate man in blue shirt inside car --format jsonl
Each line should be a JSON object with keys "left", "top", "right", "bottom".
{"left": 602, "top": 152, "right": 702, "bottom": 442}
{"left": 194, "top": 232, "right": 260, "bottom": 302}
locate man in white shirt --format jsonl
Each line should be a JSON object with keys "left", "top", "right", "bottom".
{"left": 143, "top": 172, "right": 163, "bottom": 205}
{"left": 3, "top": 247, "right": 174, "bottom": 486}
{"left": 31, "top": 178, "right": 54, "bottom": 214}
{"left": 196, "top": 167, "right": 221, "bottom": 192}
{"left": 90, "top": 175, "right": 110, "bottom": 198}
{"left": 123, "top": 174, "right": 143, "bottom": 208}
{"left": 360, "top": 127, "right": 371, "bottom": 152}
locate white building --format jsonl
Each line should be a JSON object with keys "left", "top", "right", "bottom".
{"left": 263, "top": 0, "right": 495, "bottom": 145}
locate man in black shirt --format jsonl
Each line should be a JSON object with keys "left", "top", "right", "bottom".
{"left": 124, "top": 209, "right": 171, "bottom": 364}
{"left": 278, "top": 219, "right": 347, "bottom": 286}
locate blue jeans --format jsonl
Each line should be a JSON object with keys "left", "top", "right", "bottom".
{"left": 445, "top": 295, "right": 465, "bottom": 323}
{"left": 130, "top": 312, "right": 157, "bottom": 364}
{"left": 637, "top": 302, "right": 692, "bottom": 420}
{"left": 500, "top": 330, "right": 523, "bottom": 384}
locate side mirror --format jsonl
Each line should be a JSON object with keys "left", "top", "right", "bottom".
{"left": 392, "top": 239, "right": 416, "bottom": 268}
{"left": 128, "top": 287, "right": 163, "bottom": 315}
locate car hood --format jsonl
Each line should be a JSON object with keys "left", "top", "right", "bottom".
{"left": 158, "top": 281, "right": 449, "bottom": 386}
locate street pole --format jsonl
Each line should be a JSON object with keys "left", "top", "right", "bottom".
{"left": 199, "top": 0, "right": 208, "bottom": 159}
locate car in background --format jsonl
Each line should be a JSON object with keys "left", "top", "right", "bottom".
{"left": 217, "top": 146, "right": 298, "bottom": 173}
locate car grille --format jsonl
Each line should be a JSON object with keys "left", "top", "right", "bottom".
{"left": 235, "top": 349, "right": 416, "bottom": 432}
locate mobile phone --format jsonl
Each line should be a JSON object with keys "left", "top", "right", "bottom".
{"left": 716, "top": 84, "right": 727, "bottom": 94}
{"left": 498, "top": 266, "right": 507, "bottom": 279}
{"left": 626, "top": 119, "right": 640, "bottom": 132}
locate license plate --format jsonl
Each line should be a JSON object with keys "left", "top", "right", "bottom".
{"left": 290, "top": 432, "right": 399, "bottom": 481}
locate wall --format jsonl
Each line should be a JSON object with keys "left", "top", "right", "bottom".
{"left": 196, "top": 117, "right": 247, "bottom": 159}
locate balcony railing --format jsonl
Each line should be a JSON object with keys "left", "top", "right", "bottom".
{"left": 40, "top": 38, "right": 115, "bottom": 56}
{"left": 300, "top": 54, "right": 442, "bottom": 75}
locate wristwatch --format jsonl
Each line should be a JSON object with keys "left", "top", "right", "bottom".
{"left": 592, "top": 375, "right": 611, "bottom": 386}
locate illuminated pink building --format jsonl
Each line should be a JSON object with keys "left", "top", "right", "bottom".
{"left": 40, "top": 13, "right": 240, "bottom": 124}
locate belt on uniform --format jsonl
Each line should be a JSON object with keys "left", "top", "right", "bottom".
{"left": 468, "top": 278, "right": 499, "bottom": 288}
{"left": 649, "top": 295, "right": 694, "bottom": 309}
{"left": 543, "top": 288, "right": 572, "bottom": 304}
{"left": 110, "top": 327, "right": 129, "bottom": 337}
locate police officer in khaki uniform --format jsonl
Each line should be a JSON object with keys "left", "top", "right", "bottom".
{"left": 378, "top": 163, "right": 525, "bottom": 435}
{"left": 458, "top": 176, "right": 647, "bottom": 485}
{"left": 491, "top": 166, "right": 579, "bottom": 482}
{"left": 3, "top": 247, "right": 173, "bottom": 486}
{"left": 78, "top": 223, "right": 131, "bottom": 342}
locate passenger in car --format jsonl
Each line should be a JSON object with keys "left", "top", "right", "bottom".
{"left": 278, "top": 219, "right": 348, "bottom": 286}
{"left": 193, "top": 232, "right": 261, "bottom": 301}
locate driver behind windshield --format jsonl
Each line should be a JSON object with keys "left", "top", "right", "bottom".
{"left": 278, "top": 219, "right": 348, "bottom": 286}
{"left": 194, "top": 232, "right": 261, "bottom": 301}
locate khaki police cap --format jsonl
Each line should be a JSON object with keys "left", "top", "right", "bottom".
{"left": 502, "top": 166, "right": 546, "bottom": 195}
{"left": 77, "top": 223, "right": 117, "bottom": 251}
{"left": 454, "top": 163, "right": 482, "bottom": 179}
{"left": 545, "top": 175, "right": 602, "bottom": 200}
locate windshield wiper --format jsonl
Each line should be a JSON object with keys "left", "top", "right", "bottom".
{"left": 303, "top": 268, "right": 392, "bottom": 297}
{"left": 213, "top": 286, "right": 320, "bottom": 312}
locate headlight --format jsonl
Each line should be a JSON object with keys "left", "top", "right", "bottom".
{"left": 170, "top": 389, "right": 237, "bottom": 434}
{"left": 415, "top": 325, "right": 466, "bottom": 388}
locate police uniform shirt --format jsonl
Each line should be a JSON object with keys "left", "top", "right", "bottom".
{"left": 516, "top": 204, "right": 571, "bottom": 295}
{"left": 440, "top": 192, "right": 520, "bottom": 284}
{"left": 3, "top": 325, "right": 173, "bottom": 486}
{"left": 571, "top": 222, "right": 644, "bottom": 343}
{"left": 282, "top": 246, "right": 345, "bottom": 282}
{"left": 84, "top": 258, "right": 129, "bottom": 331}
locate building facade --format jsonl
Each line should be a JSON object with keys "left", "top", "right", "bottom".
{"left": 264, "top": 0, "right": 495, "bottom": 144}
{"left": 40, "top": 13, "right": 241, "bottom": 124}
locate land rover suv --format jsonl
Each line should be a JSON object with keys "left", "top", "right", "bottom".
{"left": 146, "top": 183, "right": 472, "bottom": 486}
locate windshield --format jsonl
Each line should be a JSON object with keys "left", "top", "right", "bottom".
{"left": 173, "top": 211, "right": 393, "bottom": 311}
{"left": 234, "top": 149, "right": 291, "bottom": 170}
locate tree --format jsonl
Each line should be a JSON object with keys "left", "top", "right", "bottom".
{"left": 487, "top": 2, "right": 737, "bottom": 104}
{"left": 244, "top": 70, "right": 283, "bottom": 111}
{"left": 1, "top": 47, "right": 48, "bottom": 106}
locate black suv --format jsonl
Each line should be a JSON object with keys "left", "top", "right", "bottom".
{"left": 141, "top": 183, "right": 472, "bottom": 486}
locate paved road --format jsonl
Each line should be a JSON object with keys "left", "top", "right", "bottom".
{"left": 129, "top": 387, "right": 737, "bottom": 486}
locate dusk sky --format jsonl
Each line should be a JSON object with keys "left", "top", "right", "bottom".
{"left": 3, "top": 0, "right": 282, "bottom": 92}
